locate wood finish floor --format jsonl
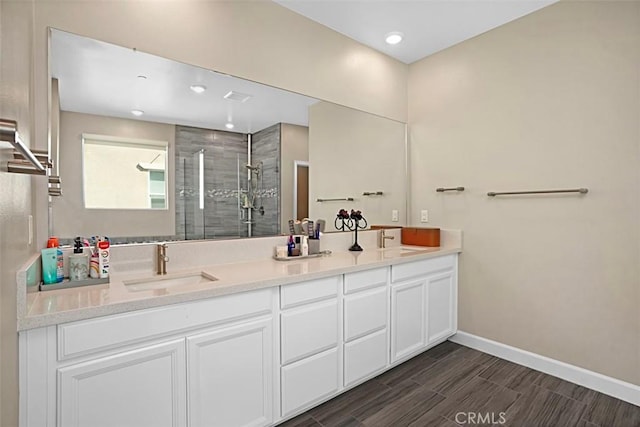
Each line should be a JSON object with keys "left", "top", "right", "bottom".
{"left": 279, "top": 341, "right": 640, "bottom": 427}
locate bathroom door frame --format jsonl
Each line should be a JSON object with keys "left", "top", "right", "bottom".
{"left": 293, "top": 160, "right": 309, "bottom": 221}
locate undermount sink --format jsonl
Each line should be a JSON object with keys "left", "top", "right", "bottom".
{"left": 386, "top": 246, "right": 423, "bottom": 252}
{"left": 123, "top": 272, "right": 218, "bottom": 292}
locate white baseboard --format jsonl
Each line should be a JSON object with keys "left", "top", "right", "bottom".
{"left": 450, "top": 331, "right": 640, "bottom": 407}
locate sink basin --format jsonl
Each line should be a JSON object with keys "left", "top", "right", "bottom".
{"left": 123, "top": 272, "right": 217, "bottom": 292}
{"left": 385, "top": 246, "right": 423, "bottom": 252}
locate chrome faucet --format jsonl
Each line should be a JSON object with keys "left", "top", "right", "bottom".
{"left": 377, "top": 229, "right": 395, "bottom": 249}
{"left": 156, "top": 244, "right": 169, "bottom": 275}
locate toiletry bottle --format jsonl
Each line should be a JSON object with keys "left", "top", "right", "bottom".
{"left": 90, "top": 253, "right": 100, "bottom": 278}
{"left": 97, "top": 240, "right": 110, "bottom": 279}
{"left": 287, "top": 235, "right": 294, "bottom": 257}
{"left": 301, "top": 236, "right": 309, "bottom": 256}
{"left": 293, "top": 236, "right": 301, "bottom": 256}
{"left": 69, "top": 237, "right": 89, "bottom": 281}
{"left": 41, "top": 245, "right": 58, "bottom": 285}
{"left": 47, "top": 237, "right": 64, "bottom": 283}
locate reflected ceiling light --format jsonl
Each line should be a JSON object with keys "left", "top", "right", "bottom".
{"left": 137, "top": 75, "right": 147, "bottom": 80}
{"left": 190, "top": 84, "right": 207, "bottom": 94}
{"left": 224, "top": 91, "right": 252, "bottom": 103}
{"left": 385, "top": 32, "right": 404, "bottom": 45}
{"left": 131, "top": 109, "right": 144, "bottom": 116}
{"left": 225, "top": 122, "right": 234, "bottom": 130}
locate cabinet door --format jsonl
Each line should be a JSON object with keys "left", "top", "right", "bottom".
{"left": 390, "top": 278, "right": 426, "bottom": 363}
{"left": 58, "top": 339, "right": 186, "bottom": 427}
{"left": 344, "top": 328, "right": 387, "bottom": 387}
{"left": 187, "top": 318, "right": 273, "bottom": 427}
{"left": 427, "top": 270, "right": 456, "bottom": 345}
{"left": 281, "top": 348, "right": 339, "bottom": 417}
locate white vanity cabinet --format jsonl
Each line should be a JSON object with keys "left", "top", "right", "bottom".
{"left": 20, "top": 287, "right": 277, "bottom": 427}
{"left": 20, "top": 252, "right": 459, "bottom": 427}
{"left": 390, "top": 254, "right": 457, "bottom": 364}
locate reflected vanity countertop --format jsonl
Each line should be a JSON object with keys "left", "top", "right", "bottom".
{"left": 20, "top": 244, "right": 461, "bottom": 330}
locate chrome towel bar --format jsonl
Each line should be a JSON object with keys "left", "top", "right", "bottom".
{"left": 362, "top": 191, "right": 384, "bottom": 196}
{"left": 316, "top": 197, "right": 354, "bottom": 202}
{"left": 487, "top": 188, "right": 588, "bottom": 197}
{"left": 1, "top": 119, "right": 47, "bottom": 173}
{"left": 436, "top": 187, "right": 465, "bottom": 192}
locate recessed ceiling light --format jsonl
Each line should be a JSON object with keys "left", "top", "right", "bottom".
{"left": 225, "top": 123, "right": 234, "bottom": 130}
{"left": 385, "top": 32, "right": 404, "bottom": 45}
{"left": 131, "top": 109, "right": 144, "bottom": 116}
{"left": 190, "top": 84, "right": 207, "bottom": 94}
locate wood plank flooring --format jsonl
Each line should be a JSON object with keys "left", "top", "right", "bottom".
{"left": 278, "top": 341, "right": 640, "bottom": 427}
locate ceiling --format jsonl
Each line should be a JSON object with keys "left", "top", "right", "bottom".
{"left": 50, "top": 30, "right": 318, "bottom": 134}
{"left": 275, "top": 0, "right": 558, "bottom": 64}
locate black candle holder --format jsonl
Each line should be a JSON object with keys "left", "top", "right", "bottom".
{"left": 335, "top": 209, "right": 368, "bottom": 251}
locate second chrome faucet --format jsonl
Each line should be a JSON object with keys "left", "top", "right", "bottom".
{"left": 377, "top": 229, "right": 395, "bottom": 249}
{"left": 156, "top": 243, "right": 169, "bottom": 275}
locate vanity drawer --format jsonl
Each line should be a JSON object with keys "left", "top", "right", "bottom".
{"left": 58, "top": 288, "right": 273, "bottom": 361}
{"left": 391, "top": 255, "right": 455, "bottom": 283}
{"left": 344, "top": 287, "right": 387, "bottom": 342}
{"left": 280, "top": 276, "right": 339, "bottom": 309}
{"left": 281, "top": 299, "right": 338, "bottom": 365}
{"left": 343, "top": 267, "right": 388, "bottom": 294}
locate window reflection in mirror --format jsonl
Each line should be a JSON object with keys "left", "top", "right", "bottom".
{"left": 82, "top": 134, "right": 168, "bottom": 210}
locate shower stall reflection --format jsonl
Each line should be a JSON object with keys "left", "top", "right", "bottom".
{"left": 176, "top": 124, "right": 281, "bottom": 240}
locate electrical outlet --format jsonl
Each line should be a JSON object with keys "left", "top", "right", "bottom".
{"left": 420, "top": 210, "right": 429, "bottom": 223}
{"left": 391, "top": 210, "right": 399, "bottom": 222}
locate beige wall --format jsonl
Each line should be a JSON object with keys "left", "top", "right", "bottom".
{"left": 408, "top": 1, "right": 640, "bottom": 385}
{"left": 309, "top": 102, "right": 407, "bottom": 229}
{"left": 0, "top": 1, "right": 36, "bottom": 426}
{"left": 280, "top": 123, "right": 309, "bottom": 231}
{"left": 55, "top": 111, "right": 176, "bottom": 237}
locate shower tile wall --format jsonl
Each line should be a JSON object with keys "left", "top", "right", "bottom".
{"left": 175, "top": 125, "right": 248, "bottom": 240}
{"left": 251, "top": 124, "right": 281, "bottom": 237}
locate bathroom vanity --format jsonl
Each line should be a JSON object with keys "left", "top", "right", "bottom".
{"left": 18, "top": 243, "right": 459, "bottom": 427}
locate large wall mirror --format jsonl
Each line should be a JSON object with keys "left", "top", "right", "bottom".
{"left": 49, "top": 28, "right": 407, "bottom": 244}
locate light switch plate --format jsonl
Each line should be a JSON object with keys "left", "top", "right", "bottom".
{"left": 420, "top": 210, "right": 429, "bottom": 223}
{"left": 391, "top": 210, "right": 399, "bottom": 222}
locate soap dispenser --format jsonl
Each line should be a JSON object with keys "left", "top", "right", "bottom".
{"left": 69, "top": 237, "right": 89, "bottom": 281}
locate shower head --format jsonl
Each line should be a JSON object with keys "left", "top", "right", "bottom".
{"left": 245, "top": 162, "right": 262, "bottom": 172}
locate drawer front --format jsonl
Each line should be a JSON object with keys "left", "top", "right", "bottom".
{"left": 280, "top": 276, "right": 339, "bottom": 309}
{"left": 343, "top": 267, "right": 388, "bottom": 294}
{"left": 58, "top": 288, "right": 273, "bottom": 361}
{"left": 281, "top": 348, "right": 339, "bottom": 417}
{"left": 281, "top": 299, "right": 338, "bottom": 365}
{"left": 343, "top": 287, "right": 387, "bottom": 342}
{"left": 344, "top": 329, "right": 388, "bottom": 387}
{"left": 391, "top": 255, "right": 455, "bottom": 283}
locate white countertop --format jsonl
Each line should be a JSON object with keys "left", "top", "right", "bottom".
{"left": 20, "top": 244, "right": 461, "bottom": 331}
